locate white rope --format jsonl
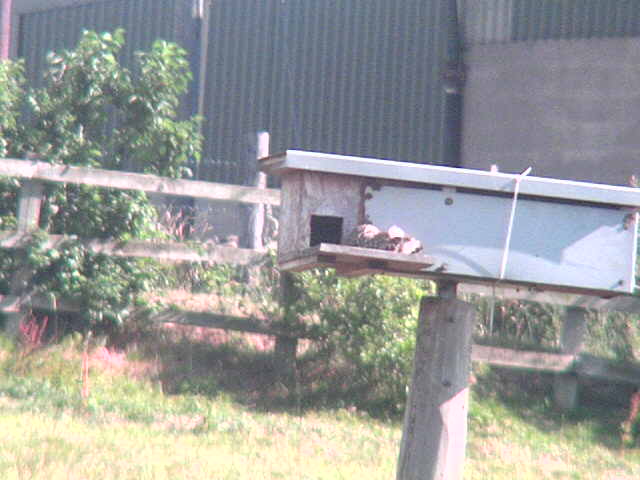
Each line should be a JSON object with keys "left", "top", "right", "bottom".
{"left": 488, "top": 283, "right": 496, "bottom": 336}
{"left": 499, "top": 166, "right": 532, "bottom": 280}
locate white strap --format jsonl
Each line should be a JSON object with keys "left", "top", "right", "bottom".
{"left": 499, "top": 166, "right": 532, "bottom": 280}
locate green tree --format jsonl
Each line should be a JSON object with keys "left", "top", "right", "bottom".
{"left": 0, "top": 30, "right": 202, "bottom": 331}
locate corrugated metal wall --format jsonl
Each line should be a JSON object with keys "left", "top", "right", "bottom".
{"left": 459, "top": 0, "right": 640, "bottom": 46}
{"left": 17, "top": 0, "right": 198, "bottom": 173}
{"left": 14, "top": 0, "right": 640, "bottom": 183}
{"left": 200, "top": 0, "right": 457, "bottom": 184}
{"left": 17, "top": 0, "right": 457, "bottom": 184}
{"left": 18, "top": 0, "right": 196, "bottom": 91}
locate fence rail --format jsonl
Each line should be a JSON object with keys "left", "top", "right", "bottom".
{"left": 0, "top": 157, "right": 281, "bottom": 206}
{"left": 0, "top": 231, "right": 265, "bottom": 265}
{"left": 472, "top": 344, "right": 640, "bottom": 385}
{"left": 461, "top": 283, "right": 640, "bottom": 314}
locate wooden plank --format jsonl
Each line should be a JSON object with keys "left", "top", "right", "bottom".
{"left": 0, "top": 158, "right": 281, "bottom": 206}
{"left": 459, "top": 283, "right": 640, "bottom": 313}
{"left": 280, "top": 243, "right": 435, "bottom": 275}
{"left": 335, "top": 263, "right": 383, "bottom": 277}
{"left": 153, "top": 310, "right": 316, "bottom": 339}
{"left": 0, "top": 231, "right": 267, "bottom": 265}
{"left": 247, "top": 132, "right": 269, "bottom": 249}
{"left": 471, "top": 344, "right": 575, "bottom": 372}
{"left": 0, "top": 293, "right": 79, "bottom": 313}
{"left": 575, "top": 354, "right": 640, "bottom": 385}
{"left": 397, "top": 292, "right": 476, "bottom": 480}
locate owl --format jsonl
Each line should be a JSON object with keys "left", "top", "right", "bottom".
{"left": 344, "top": 224, "right": 422, "bottom": 254}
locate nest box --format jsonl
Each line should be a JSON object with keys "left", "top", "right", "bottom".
{"left": 260, "top": 151, "right": 640, "bottom": 296}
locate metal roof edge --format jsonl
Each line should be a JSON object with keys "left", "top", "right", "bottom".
{"left": 261, "top": 150, "right": 640, "bottom": 208}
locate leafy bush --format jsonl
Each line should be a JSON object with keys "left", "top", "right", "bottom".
{"left": 0, "top": 30, "right": 202, "bottom": 332}
{"left": 294, "top": 269, "right": 433, "bottom": 413}
{"left": 472, "top": 297, "right": 563, "bottom": 351}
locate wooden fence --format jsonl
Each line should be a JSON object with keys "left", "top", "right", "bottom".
{"left": 2, "top": 140, "right": 640, "bottom": 405}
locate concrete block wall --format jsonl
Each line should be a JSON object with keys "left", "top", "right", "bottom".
{"left": 462, "top": 37, "right": 640, "bottom": 186}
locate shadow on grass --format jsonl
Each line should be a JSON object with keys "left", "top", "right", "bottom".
{"left": 472, "top": 366, "right": 634, "bottom": 449}
{"left": 120, "top": 324, "right": 402, "bottom": 419}
{"left": 117, "top": 324, "right": 637, "bottom": 447}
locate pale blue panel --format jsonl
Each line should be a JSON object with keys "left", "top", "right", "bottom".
{"left": 365, "top": 185, "right": 636, "bottom": 294}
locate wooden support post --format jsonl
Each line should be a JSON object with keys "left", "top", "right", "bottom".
{"left": 4, "top": 179, "right": 45, "bottom": 336}
{"left": 274, "top": 335, "right": 298, "bottom": 384}
{"left": 0, "top": 0, "right": 13, "bottom": 60}
{"left": 397, "top": 281, "right": 476, "bottom": 480}
{"left": 274, "top": 271, "right": 298, "bottom": 388}
{"left": 248, "top": 131, "right": 269, "bottom": 250}
{"left": 553, "top": 306, "right": 587, "bottom": 411}
{"left": 16, "top": 180, "right": 44, "bottom": 232}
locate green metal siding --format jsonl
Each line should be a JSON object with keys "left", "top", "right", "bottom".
{"left": 15, "top": 0, "right": 460, "bottom": 183}
{"left": 200, "top": 0, "right": 457, "bottom": 184}
{"left": 16, "top": 0, "right": 198, "bottom": 173}
{"left": 17, "top": 0, "right": 195, "bottom": 89}
{"left": 459, "top": 0, "right": 640, "bottom": 46}
{"left": 511, "top": 0, "right": 640, "bottom": 41}
{"left": 15, "top": 0, "right": 640, "bottom": 184}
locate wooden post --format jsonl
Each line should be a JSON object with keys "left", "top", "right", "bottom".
{"left": 247, "top": 131, "right": 269, "bottom": 250}
{"left": 397, "top": 281, "right": 476, "bottom": 480}
{"left": 16, "top": 180, "right": 44, "bottom": 232}
{"left": 553, "top": 306, "right": 587, "bottom": 411}
{"left": 274, "top": 271, "right": 298, "bottom": 388}
{"left": 274, "top": 334, "right": 298, "bottom": 383}
{"left": 247, "top": 129, "right": 297, "bottom": 388}
{"left": 4, "top": 179, "right": 45, "bottom": 336}
{"left": 1, "top": 0, "right": 12, "bottom": 60}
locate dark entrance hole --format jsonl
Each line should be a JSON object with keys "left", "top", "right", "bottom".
{"left": 310, "top": 215, "right": 343, "bottom": 246}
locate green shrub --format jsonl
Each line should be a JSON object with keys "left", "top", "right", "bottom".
{"left": 472, "top": 297, "right": 563, "bottom": 351}
{"left": 295, "top": 269, "right": 433, "bottom": 413}
{"left": 0, "top": 30, "right": 202, "bottom": 333}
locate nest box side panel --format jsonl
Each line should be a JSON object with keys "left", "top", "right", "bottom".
{"left": 365, "top": 184, "right": 637, "bottom": 294}
{"left": 278, "top": 171, "right": 305, "bottom": 259}
{"left": 278, "top": 171, "right": 363, "bottom": 259}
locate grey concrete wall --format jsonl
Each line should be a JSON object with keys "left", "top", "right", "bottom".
{"left": 462, "top": 38, "right": 640, "bottom": 186}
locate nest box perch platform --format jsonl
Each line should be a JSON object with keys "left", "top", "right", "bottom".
{"left": 261, "top": 150, "right": 640, "bottom": 296}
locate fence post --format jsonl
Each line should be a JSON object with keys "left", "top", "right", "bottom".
{"left": 397, "top": 281, "right": 476, "bottom": 480}
{"left": 248, "top": 131, "right": 269, "bottom": 250}
{"left": 553, "top": 306, "right": 587, "bottom": 410}
{"left": 247, "top": 131, "right": 297, "bottom": 387}
{"left": 275, "top": 270, "right": 298, "bottom": 388}
{"left": 4, "top": 179, "right": 45, "bottom": 336}
{"left": 16, "top": 179, "right": 44, "bottom": 232}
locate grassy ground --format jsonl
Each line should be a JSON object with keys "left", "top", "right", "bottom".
{"left": 1, "top": 332, "right": 640, "bottom": 479}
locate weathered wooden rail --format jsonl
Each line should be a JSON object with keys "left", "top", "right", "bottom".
{"left": 2, "top": 142, "right": 640, "bottom": 402}
{"left": 0, "top": 157, "right": 280, "bottom": 206}
{"left": 472, "top": 344, "right": 640, "bottom": 384}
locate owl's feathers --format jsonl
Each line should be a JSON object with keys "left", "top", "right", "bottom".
{"left": 343, "top": 224, "right": 422, "bottom": 254}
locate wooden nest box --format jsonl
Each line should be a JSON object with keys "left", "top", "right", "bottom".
{"left": 260, "top": 151, "right": 640, "bottom": 296}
